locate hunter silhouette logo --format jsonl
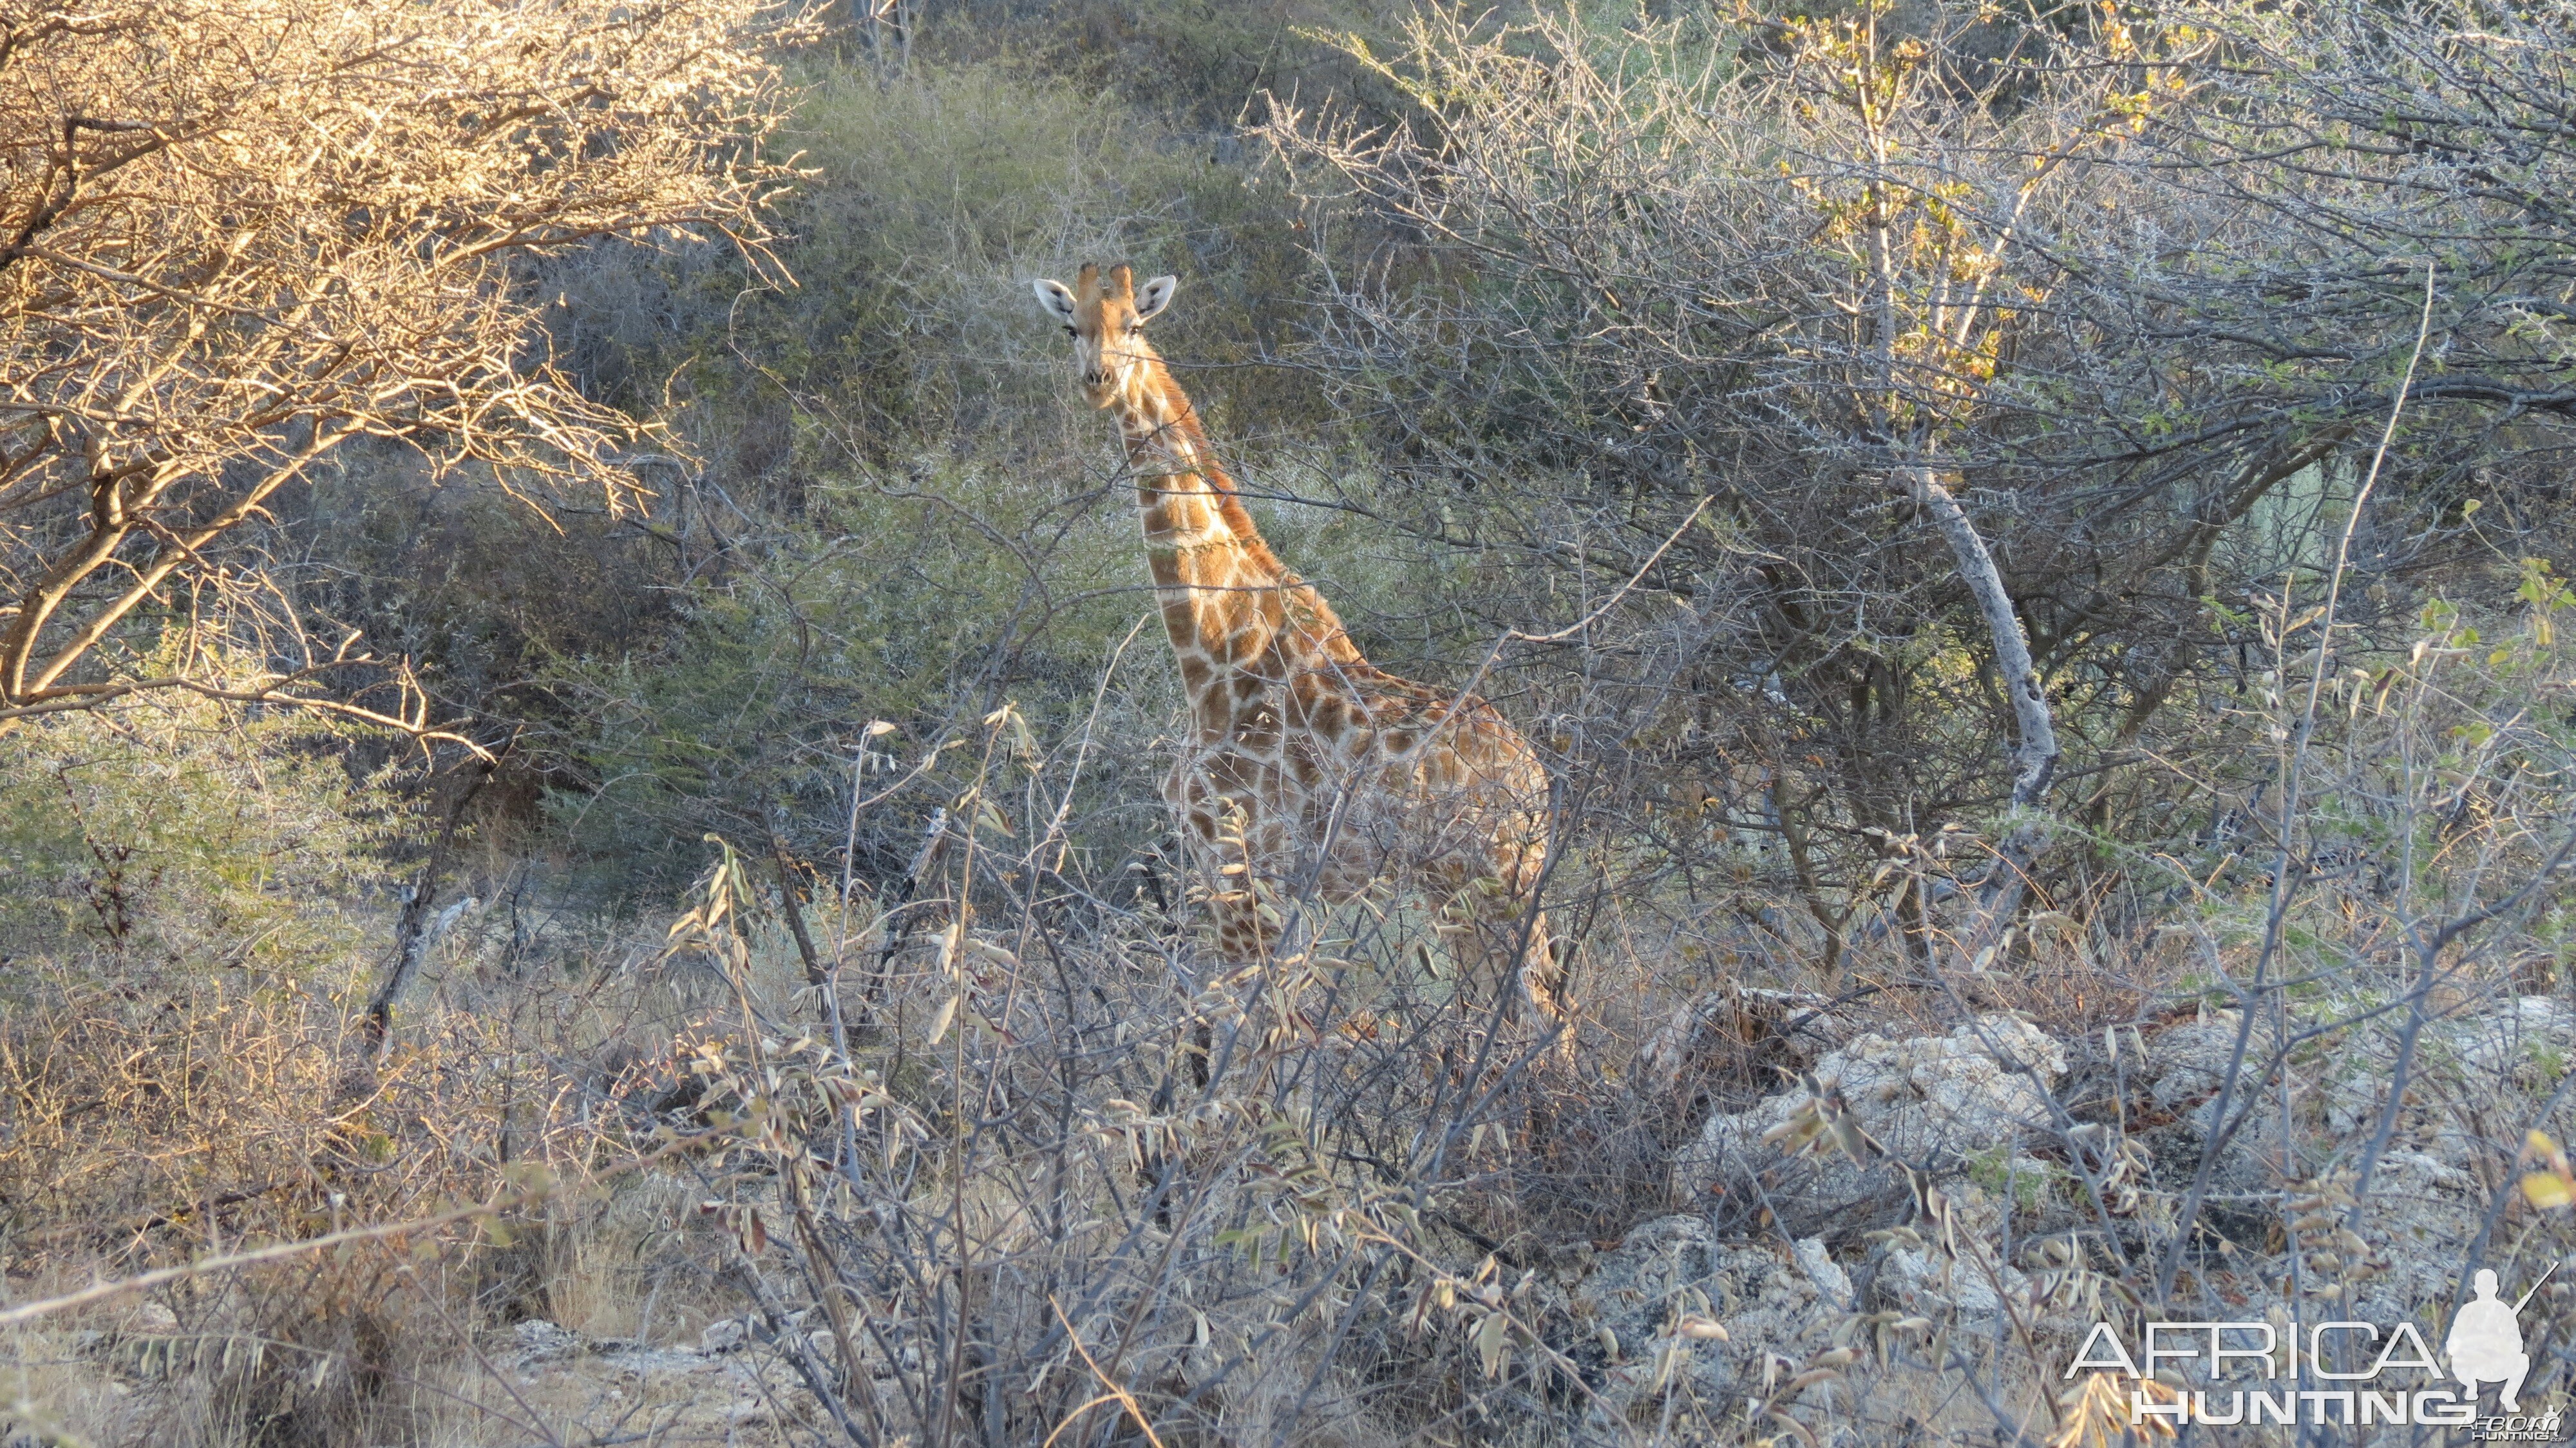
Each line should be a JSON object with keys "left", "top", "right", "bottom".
{"left": 2451, "top": 1264, "right": 2552, "bottom": 1412}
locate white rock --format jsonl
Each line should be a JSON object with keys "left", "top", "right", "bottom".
{"left": 513, "top": 1318, "right": 582, "bottom": 1363}
{"left": 1676, "top": 1013, "right": 2068, "bottom": 1210}
{"left": 1870, "top": 1183, "right": 2031, "bottom": 1332}
{"left": 1899, "top": 1248, "right": 2010, "bottom": 1320}
{"left": 2318, "top": 996, "right": 2570, "bottom": 1156}
{"left": 699, "top": 1318, "right": 748, "bottom": 1355}
{"left": 1794, "top": 1237, "right": 1852, "bottom": 1308}
{"left": 2461, "top": 996, "right": 2573, "bottom": 1081}
{"left": 2340, "top": 1149, "right": 2486, "bottom": 1324}
{"left": 2143, "top": 1010, "right": 2249, "bottom": 1110}
{"left": 1553, "top": 1215, "right": 1839, "bottom": 1434}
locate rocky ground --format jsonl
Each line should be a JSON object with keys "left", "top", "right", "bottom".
{"left": 475, "top": 1316, "right": 834, "bottom": 1447}
{"left": 22, "top": 993, "right": 2572, "bottom": 1445}
{"left": 1521, "top": 990, "right": 2576, "bottom": 1441}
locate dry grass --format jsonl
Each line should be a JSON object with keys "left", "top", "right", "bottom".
{"left": 0, "top": 941, "right": 734, "bottom": 1448}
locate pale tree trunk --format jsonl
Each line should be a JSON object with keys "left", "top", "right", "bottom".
{"left": 1845, "top": 30, "right": 2062, "bottom": 968}
{"left": 1903, "top": 466, "right": 2058, "bottom": 808}
{"left": 365, "top": 747, "right": 504, "bottom": 1053}
{"left": 770, "top": 828, "right": 831, "bottom": 993}
{"left": 1902, "top": 464, "right": 2058, "bottom": 966}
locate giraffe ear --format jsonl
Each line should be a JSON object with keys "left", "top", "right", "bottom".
{"left": 1032, "top": 278, "right": 1079, "bottom": 325}
{"left": 1134, "top": 274, "right": 1178, "bottom": 321}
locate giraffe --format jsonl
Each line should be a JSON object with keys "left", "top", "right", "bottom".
{"left": 1033, "top": 263, "right": 1569, "bottom": 1037}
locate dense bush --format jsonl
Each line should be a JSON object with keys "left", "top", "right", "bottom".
{"left": 0, "top": 644, "right": 405, "bottom": 974}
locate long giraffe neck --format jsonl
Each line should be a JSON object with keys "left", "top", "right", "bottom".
{"left": 1105, "top": 350, "right": 1367, "bottom": 726}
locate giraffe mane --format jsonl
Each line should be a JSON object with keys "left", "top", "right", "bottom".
{"left": 1132, "top": 354, "right": 1285, "bottom": 577}
{"left": 1134, "top": 352, "right": 1374, "bottom": 667}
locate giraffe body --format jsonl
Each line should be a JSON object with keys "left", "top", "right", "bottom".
{"left": 1034, "top": 264, "right": 1566, "bottom": 1027}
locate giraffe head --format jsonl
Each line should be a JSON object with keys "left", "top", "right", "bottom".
{"left": 1032, "top": 262, "right": 1177, "bottom": 408}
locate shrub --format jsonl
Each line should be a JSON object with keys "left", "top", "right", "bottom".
{"left": 0, "top": 653, "right": 404, "bottom": 976}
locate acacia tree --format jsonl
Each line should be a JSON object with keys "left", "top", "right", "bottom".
{"left": 1263, "top": 6, "right": 2226, "bottom": 969}
{"left": 1759, "top": 13, "right": 2199, "bottom": 956}
{"left": 0, "top": 0, "right": 810, "bottom": 734}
